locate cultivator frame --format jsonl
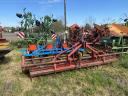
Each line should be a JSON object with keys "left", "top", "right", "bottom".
{"left": 20, "top": 23, "right": 128, "bottom": 78}
{"left": 21, "top": 43, "right": 118, "bottom": 77}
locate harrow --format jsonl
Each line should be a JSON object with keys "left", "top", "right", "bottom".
{"left": 21, "top": 42, "right": 118, "bottom": 77}
{"left": 15, "top": 9, "right": 128, "bottom": 77}
{"left": 20, "top": 24, "right": 128, "bottom": 77}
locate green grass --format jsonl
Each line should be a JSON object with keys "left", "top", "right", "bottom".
{"left": 0, "top": 50, "right": 128, "bottom": 96}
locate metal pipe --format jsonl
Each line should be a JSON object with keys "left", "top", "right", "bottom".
{"left": 64, "top": 0, "right": 67, "bottom": 30}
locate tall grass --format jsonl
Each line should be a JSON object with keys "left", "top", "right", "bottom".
{"left": 0, "top": 50, "right": 128, "bottom": 96}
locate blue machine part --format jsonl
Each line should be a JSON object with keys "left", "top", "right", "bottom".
{"left": 20, "top": 43, "right": 86, "bottom": 57}
{"left": 20, "top": 35, "right": 86, "bottom": 57}
{"left": 55, "top": 36, "right": 62, "bottom": 47}
{"left": 21, "top": 45, "right": 67, "bottom": 57}
{"left": 79, "top": 48, "right": 85, "bottom": 52}
{"left": 21, "top": 45, "right": 85, "bottom": 57}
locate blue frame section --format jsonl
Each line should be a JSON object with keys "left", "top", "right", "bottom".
{"left": 20, "top": 45, "right": 85, "bottom": 57}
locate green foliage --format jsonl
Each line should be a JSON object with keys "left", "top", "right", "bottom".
{"left": 16, "top": 8, "right": 35, "bottom": 38}
{"left": 10, "top": 40, "right": 28, "bottom": 48}
{"left": 86, "top": 71, "right": 112, "bottom": 87}
{"left": 16, "top": 8, "right": 58, "bottom": 45}
{"left": 22, "top": 8, "right": 34, "bottom": 29}
{"left": 0, "top": 80, "right": 22, "bottom": 96}
{"left": 82, "top": 87, "right": 95, "bottom": 95}
{"left": 1, "top": 49, "right": 128, "bottom": 96}
{"left": 119, "top": 55, "right": 128, "bottom": 69}
{"left": 52, "top": 20, "right": 65, "bottom": 32}
{"left": 124, "top": 18, "right": 128, "bottom": 27}
{"left": 36, "top": 15, "right": 55, "bottom": 44}
{"left": 84, "top": 23, "right": 92, "bottom": 30}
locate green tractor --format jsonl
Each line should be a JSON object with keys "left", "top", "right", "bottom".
{"left": 100, "top": 36, "right": 128, "bottom": 53}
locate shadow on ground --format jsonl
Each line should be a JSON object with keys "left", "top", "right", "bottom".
{"left": 0, "top": 56, "right": 12, "bottom": 64}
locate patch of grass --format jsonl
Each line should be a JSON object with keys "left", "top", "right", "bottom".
{"left": 0, "top": 50, "right": 128, "bottom": 96}
{"left": 82, "top": 87, "right": 96, "bottom": 95}
{"left": 85, "top": 70, "right": 112, "bottom": 87}
{"left": 10, "top": 40, "right": 28, "bottom": 49}
{"left": 119, "top": 55, "right": 128, "bottom": 69}
{"left": 0, "top": 80, "right": 22, "bottom": 96}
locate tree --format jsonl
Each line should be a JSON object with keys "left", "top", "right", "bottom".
{"left": 16, "top": 8, "right": 35, "bottom": 37}
{"left": 84, "top": 23, "right": 92, "bottom": 30}
{"left": 121, "top": 13, "right": 128, "bottom": 27}
{"left": 85, "top": 16, "right": 96, "bottom": 27}
{"left": 102, "top": 17, "right": 117, "bottom": 24}
{"left": 52, "top": 20, "right": 65, "bottom": 32}
{"left": 11, "top": 27, "right": 16, "bottom": 33}
{"left": 34, "top": 15, "right": 57, "bottom": 45}
{"left": 16, "top": 8, "right": 58, "bottom": 45}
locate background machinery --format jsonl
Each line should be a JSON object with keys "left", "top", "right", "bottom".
{"left": 0, "top": 26, "right": 11, "bottom": 60}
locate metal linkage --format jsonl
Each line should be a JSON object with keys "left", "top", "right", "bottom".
{"left": 21, "top": 43, "right": 117, "bottom": 78}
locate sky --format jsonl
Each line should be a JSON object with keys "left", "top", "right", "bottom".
{"left": 0, "top": 0, "right": 128, "bottom": 27}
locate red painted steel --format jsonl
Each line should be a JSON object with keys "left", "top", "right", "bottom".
{"left": 29, "top": 55, "right": 117, "bottom": 77}
{"left": 20, "top": 43, "right": 118, "bottom": 77}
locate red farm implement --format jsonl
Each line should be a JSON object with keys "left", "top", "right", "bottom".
{"left": 19, "top": 24, "right": 128, "bottom": 78}
{"left": 21, "top": 42, "right": 118, "bottom": 78}
{"left": 16, "top": 9, "right": 128, "bottom": 78}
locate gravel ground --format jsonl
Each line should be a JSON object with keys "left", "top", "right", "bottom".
{"left": 3, "top": 33, "right": 19, "bottom": 41}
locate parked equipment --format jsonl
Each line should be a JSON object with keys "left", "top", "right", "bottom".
{"left": 20, "top": 24, "right": 121, "bottom": 78}
{"left": 0, "top": 26, "right": 11, "bottom": 60}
